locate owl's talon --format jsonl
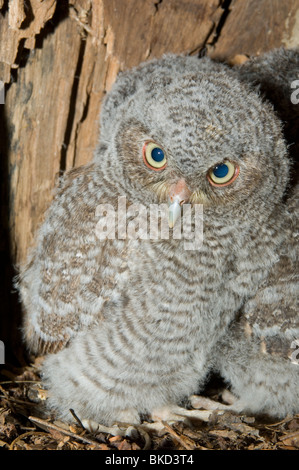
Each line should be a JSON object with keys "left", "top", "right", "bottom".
{"left": 80, "top": 418, "right": 127, "bottom": 436}
{"left": 139, "top": 420, "right": 169, "bottom": 435}
{"left": 221, "top": 389, "right": 237, "bottom": 405}
{"left": 150, "top": 404, "right": 219, "bottom": 425}
{"left": 124, "top": 425, "right": 139, "bottom": 440}
{"left": 79, "top": 407, "right": 141, "bottom": 436}
{"left": 189, "top": 393, "right": 257, "bottom": 417}
{"left": 80, "top": 418, "right": 152, "bottom": 448}
{"left": 138, "top": 403, "right": 223, "bottom": 436}
{"left": 189, "top": 394, "right": 232, "bottom": 411}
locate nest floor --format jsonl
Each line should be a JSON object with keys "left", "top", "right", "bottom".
{"left": 1, "top": 359, "right": 299, "bottom": 451}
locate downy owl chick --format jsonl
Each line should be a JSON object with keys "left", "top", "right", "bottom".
{"left": 18, "top": 48, "right": 299, "bottom": 425}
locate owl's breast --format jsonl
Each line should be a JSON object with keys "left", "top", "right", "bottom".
{"left": 104, "top": 238, "right": 241, "bottom": 344}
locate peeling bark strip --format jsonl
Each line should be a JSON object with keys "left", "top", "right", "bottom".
{"left": 0, "top": 2, "right": 298, "bottom": 357}
{"left": 8, "top": 0, "right": 26, "bottom": 30}
{"left": 0, "top": 0, "right": 57, "bottom": 83}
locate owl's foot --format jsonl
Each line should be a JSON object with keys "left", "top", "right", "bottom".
{"left": 78, "top": 401, "right": 230, "bottom": 442}
{"left": 80, "top": 414, "right": 152, "bottom": 448}
{"left": 142, "top": 403, "right": 223, "bottom": 432}
{"left": 73, "top": 397, "right": 237, "bottom": 438}
{"left": 189, "top": 390, "right": 237, "bottom": 411}
{"left": 135, "top": 403, "right": 226, "bottom": 435}
{"left": 189, "top": 392, "right": 257, "bottom": 417}
{"left": 151, "top": 404, "right": 217, "bottom": 423}
{"left": 81, "top": 418, "right": 126, "bottom": 436}
{"left": 79, "top": 407, "right": 140, "bottom": 435}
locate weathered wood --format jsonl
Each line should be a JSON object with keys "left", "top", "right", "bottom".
{"left": 66, "top": 0, "right": 224, "bottom": 168}
{"left": 6, "top": 10, "right": 83, "bottom": 264}
{"left": 0, "top": 0, "right": 57, "bottom": 83}
{"left": 209, "top": 0, "right": 299, "bottom": 60}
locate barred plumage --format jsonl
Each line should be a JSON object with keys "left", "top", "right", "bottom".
{"left": 18, "top": 49, "right": 299, "bottom": 425}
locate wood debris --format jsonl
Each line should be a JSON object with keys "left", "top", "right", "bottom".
{"left": 1, "top": 362, "right": 299, "bottom": 451}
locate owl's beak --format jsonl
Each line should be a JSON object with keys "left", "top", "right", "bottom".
{"left": 168, "top": 179, "right": 190, "bottom": 228}
{"left": 168, "top": 197, "right": 182, "bottom": 228}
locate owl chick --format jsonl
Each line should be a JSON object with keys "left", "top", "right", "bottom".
{"left": 17, "top": 49, "right": 299, "bottom": 426}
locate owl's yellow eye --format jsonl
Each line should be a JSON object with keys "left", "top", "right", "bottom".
{"left": 207, "top": 161, "right": 239, "bottom": 187}
{"left": 143, "top": 141, "right": 167, "bottom": 171}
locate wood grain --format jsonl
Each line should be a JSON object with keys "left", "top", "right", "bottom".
{"left": 66, "top": 0, "right": 224, "bottom": 169}
{"left": 0, "top": 0, "right": 57, "bottom": 83}
{"left": 209, "top": 0, "right": 299, "bottom": 60}
{"left": 6, "top": 10, "right": 83, "bottom": 264}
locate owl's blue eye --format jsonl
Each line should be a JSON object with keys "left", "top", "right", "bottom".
{"left": 143, "top": 141, "right": 167, "bottom": 170}
{"left": 208, "top": 160, "right": 239, "bottom": 187}
{"left": 212, "top": 164, "right": 229, "bottom": 178}
{"left": 151, "top": 147, "right": 165, "bottom": 162}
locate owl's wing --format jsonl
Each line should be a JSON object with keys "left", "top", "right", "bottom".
{"left": 17, "top": 163, "right": 128, "bottom": 355}
{"left": 241, "top": 187, "right": 299, "bottom": 361}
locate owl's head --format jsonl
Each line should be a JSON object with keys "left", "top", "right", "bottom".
{"left": 96, "top": 55, "right": 289, "bottom": 226}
